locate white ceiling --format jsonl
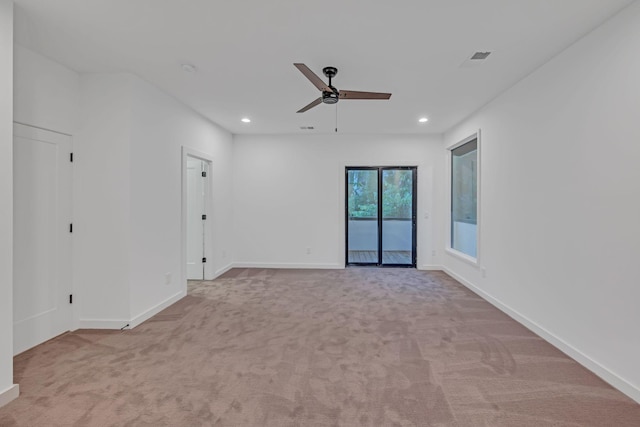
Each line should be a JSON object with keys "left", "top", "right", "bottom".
{"left": 13, "top": 0, "right": 635, "bottom": 135}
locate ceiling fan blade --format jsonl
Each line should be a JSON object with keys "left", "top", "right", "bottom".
{"left": 339, "top": 90, "right": 392, "bottom": 100}
{"left": 294, "top": 63, "right": 332, "bottom": 92}
{"left": 297, "top": 97, "right": 323, "bottom": 113}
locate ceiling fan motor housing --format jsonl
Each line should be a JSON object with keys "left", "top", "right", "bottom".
{"left": 322, "top": 89, "right": 339, "bottom": 104}
{"left": 322, "top": 66, "right": 340, "bottom": 104}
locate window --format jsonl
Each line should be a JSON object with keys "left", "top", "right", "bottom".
{"left": 450, "top": 135, "right": 478, "bottom": 259}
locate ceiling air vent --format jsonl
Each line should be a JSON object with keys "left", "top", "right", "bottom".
{"left": 299, "top": 126, "right": 315, "bottom": 130}
{"left": 461, "top": 51, "right": 493, "bottom": 68}
{"left": 470, "top": 51, "right": 491, "bottom": 60}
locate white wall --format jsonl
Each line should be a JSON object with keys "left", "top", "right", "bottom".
{"left": 13, "top": 45, "right": 79, "bottom": 135}
{"left": 128, "top": 76, "right": 234, "bottom": 321}
{"left": 75, "top": 74, "right": 133, "bottom": 326}
{"left": 75, "top": 73, "right": 234, "bottom": 327}
{"left": 12, "top": 50, "right": 234, "bottom": 330}
{"left": 0, "top": 0, "right": 18, "bottom": 407}
{"left": 443, "top": 1, "right": 640, "bottom": 402}
{"left": 232, "top": 134, "right": 443, "bottom": 269}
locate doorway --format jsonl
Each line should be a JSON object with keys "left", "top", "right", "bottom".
{"left": 186, "top": 156, "right": 210, "bottom": 280}
{"left": 346, "top": 167, "right": 417, "bottom": 267}
{"left": 13, "top": 123, "right": 72, "bottom": 354}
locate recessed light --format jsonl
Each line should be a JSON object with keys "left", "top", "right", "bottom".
{"left": 241, "top": 117, "right": 251, "bottom": 123}
{"left": 181, "top": 63, "right": 197, "bottom": 73}
{"left": 418, "top": 117, "right": 429, "bottom": 123}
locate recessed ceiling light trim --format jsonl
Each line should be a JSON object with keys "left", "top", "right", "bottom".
{"left": 181, "top": 63, "right": 197, "bottom": 73}
{"left": 418, "top": 117, "right": 429, "bottom": 123}
{"left": 241, "top": 117, "right": 251, "bottom": 123}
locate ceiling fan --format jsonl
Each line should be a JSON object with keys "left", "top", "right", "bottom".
{"left": 294, "top": 63, "right": 391, "bottom": 113}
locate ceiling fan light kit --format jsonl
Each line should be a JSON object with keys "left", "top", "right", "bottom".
{"left": 293, "top": 63, "right": 391, "bottom": 113}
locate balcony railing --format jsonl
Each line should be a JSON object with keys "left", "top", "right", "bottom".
{"left": 347, "top": 218, "right": 412, "bottom": 264}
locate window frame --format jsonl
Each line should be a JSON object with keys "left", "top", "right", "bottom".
{"left": 446, "top": 130, "right": 481, "bottom": 266}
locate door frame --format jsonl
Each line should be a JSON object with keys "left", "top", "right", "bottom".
{"left": 345, "top": 166, "right": 417, "bottom": 268}
{"left": 181, "top": 147, "right": 214, "bottom": 287}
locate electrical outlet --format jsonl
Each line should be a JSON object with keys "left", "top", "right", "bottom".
{"left": 431, "top": 250, "right": 436, "bottom": 257}
{"left": 481, "top": 267, "right": 487, "bottom": 278}
{"left": 165, "top": 272, "right": 172, "bottom": 285}
{"left": 306, "top": 247, "right": 311, "bottom": 255}
{"left": 222, "top": 250, "right": 227, "bottom": 258}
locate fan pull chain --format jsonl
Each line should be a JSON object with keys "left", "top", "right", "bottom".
{"left": 335, "top": 103, "right": 338, "bottom": 133}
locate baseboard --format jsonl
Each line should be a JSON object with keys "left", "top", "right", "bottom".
{"left": 212, "top": 263, "right": 234, "bottom": 279}
{"left": 233, "top": 262, "right": 344, "bottom": 270}
{"left": 77, "top": 318, "right": 131, "bottom": 330}
{"left": 235, "top": 264, "right": 445, "bottom": 271}
{"left": 418, "top": 264, "right": 443, "bottom": 271}
{"left": 232, "top": 263, "right": 441, "bottom": 271}
{"left": 77, "top": 291, "right": 185, "bottom": 331}
{"left": 0, "top": 384, "right": 19, "bottom": 408}
{"left": 442, "top": 267, "right": 640, "bottom": 404}
{"left": 128, "top": 290, "right": 185, "bottom": 329}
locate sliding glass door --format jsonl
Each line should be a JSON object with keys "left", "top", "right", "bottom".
{"left": 346, "top": 167, "right": 416, "bottom": 267}
{"left": 346, "top": 168, "right": 379, "bottom": 264}
{"left": 381, "top": 168, "right": 415, "bottom": 265}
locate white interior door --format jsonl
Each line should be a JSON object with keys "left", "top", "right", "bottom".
{"left": 186, "top": 158, "right": 206, "bottom": 279}
{"left": 13, "top": 123, "right": 72, "bottom": 355}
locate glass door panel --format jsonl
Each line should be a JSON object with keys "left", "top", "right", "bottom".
{"left": 346, "top": 168, "right": 379, "bottom": 265}
{"left": 382, "top": 169, "right": 415, "bottom": 266}
{"left": 346, "top": 167, "right": 417, "bottom": 267}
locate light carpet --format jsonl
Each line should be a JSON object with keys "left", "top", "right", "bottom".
{"left": 1, "top": 268, "right": 638, "bottom": 426}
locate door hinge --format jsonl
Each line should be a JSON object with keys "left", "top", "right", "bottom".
{"left": 70, "top": 152, "right": 74, "bottom": 163}
{"left": 201, "top": 171, "right": 207, "bottom": 177}
{"left": 69, "top": 223, "right": 73, "bottom": 233}
{"left": 201, "top": 214, "right": 207, "bottom": 220}
{"left": 69, "top": 294, "right": 73, "bottom": 304}
{"left": 202, "top": 257, "right": 207, "bottom": 263}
